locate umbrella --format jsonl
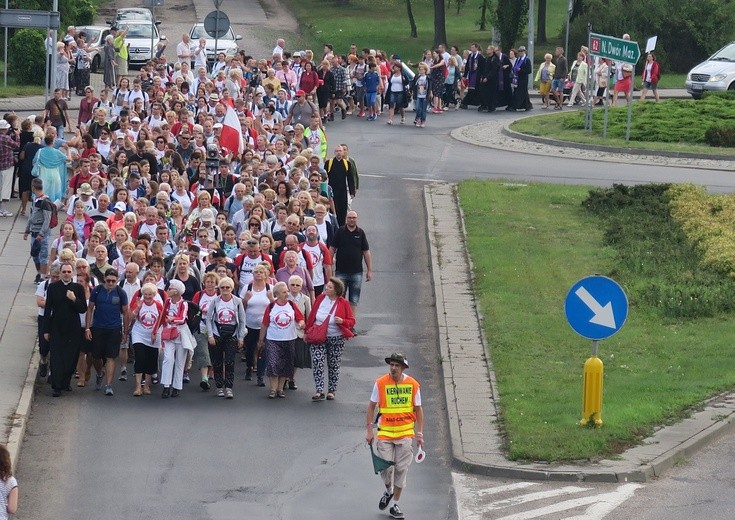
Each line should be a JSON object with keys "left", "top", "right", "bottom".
{"left": 370, "top": 444, "right": 395, "bottom": 474}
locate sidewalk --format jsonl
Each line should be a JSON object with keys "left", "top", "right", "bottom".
{"left": 425, "top": 182, "right": 735, "bottom": 482}
{"left": 0, "top": 201, "right": 44, "bottom": 470}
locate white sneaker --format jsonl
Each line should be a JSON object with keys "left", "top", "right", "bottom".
{"left": 0, "top": 210, "right": 12, "bottom": 217}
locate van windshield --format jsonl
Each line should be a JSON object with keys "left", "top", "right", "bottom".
{"left": 711, "top": 44, "right": 735, "bottom": 62}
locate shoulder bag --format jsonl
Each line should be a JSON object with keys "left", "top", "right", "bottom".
{"left": 304, "top": 299, "right": 338, "bottom": 345}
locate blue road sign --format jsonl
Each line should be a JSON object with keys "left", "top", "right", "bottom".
{"left": 564, "top": 276, "right": 628, "bottom": 340}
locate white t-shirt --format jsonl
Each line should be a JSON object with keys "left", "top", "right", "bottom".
{"left": 197, "top": 290, "right": 218, "bottom": 333}
{"left": 176, "top": 41, "right": 191, "bottom": 63}
{"left": 170, "top": 190, "right": 194, "bottom": 214}
{"left": 0, "top": 475, "right": 18, "bottom": 520}
{"left": 314, "top": 296, "right": 341, "bottom": 337}
{"left": 263, "top": 300, "right": 300, "bottom": 341}
{"left": 302, "top": 242, "right": 327, "bottom": 286}
{"left": 131, "top": 300, "right": 163, "bottom": 346}
{"left": 237, "top": 255, "right": 264, "bottom": 297}
{"left": 212, "top": 296, "right": 239, "bottom": 326}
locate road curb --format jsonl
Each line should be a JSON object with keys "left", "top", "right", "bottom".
{"left": 6, "top": 344, "right": 39, "bottom": 471}
{"left": 424, "top": 181, "right": 735, "bottom": 483}
{"left": 500, "top": 125, "right": 735, "bottom": 162}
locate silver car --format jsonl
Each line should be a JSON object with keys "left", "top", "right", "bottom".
{"left": 119, "top": 22, "right": 166, "bottom": 68}
{"left": 188, "top": 23, "right": 241, "bottom": 64}
{"left": 685, "top": 42, "right": 735, "bottom": 99}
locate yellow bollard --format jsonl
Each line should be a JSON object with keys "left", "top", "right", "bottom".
{"left": 580, "top": 355, "right": 604, "bottom": 427}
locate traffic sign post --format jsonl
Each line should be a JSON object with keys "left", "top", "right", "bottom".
{"left": 589, "top": 33, "right": 641, "bottom": 143}
{"left": 564, "top": 275, "right": 629, "bottom": 428}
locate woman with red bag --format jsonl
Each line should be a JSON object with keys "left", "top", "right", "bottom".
{"left": 305, "top": 277, "right": 355, "bottom": 401}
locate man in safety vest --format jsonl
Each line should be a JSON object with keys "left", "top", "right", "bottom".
{"left": 365, "top": 352, "right": 424, "bottom": 520}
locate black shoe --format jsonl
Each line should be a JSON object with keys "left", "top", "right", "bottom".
{"left": 245, "top": 368, "right": 252, "bottom": 380}
{"left": 379, "top": 491, "right": 394, "bottom": 510}
{"left": 171, "top": 388, "right": 180, "bottom": 397}
{"left": 39, "top": 362, "right": 48, "bottom": 378}
{"left": 162, "top": 387, "right": 171, "bottom": 398}
{"left": 477, "top": 106, "right": 485, "bottom": 112}
{"left": 459, "top": 104, "right": 468, "bottom": 109}
{"left": 34, "top": 274, "right": 41, "bottom": 285}
{"left": 389, "top": 504, "right": 404, "bottom": 519}
{"left": 328, "top": 113, "right": 334, "bottom": 122}
{"left": 200, "top": 379, "right": 210, "bottom": 391}
{"left": 506, "top": 106, "right": 517, "bottom": 111}
{"left": 288, "top": 380, "right": 297, "bottom": 390}
{"left": 341, "top": 109, "right": 346, "bottom": 120}
{"left": 256, "top": 377, "right": 265, "bottom": 387}
{"left": 52, "top": 389, "right": 62, "bottom": 397}
{"left": 65, "top": 385, "right": 72, "bottom": 391}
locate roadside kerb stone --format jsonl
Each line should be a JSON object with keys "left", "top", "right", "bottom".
{"left": 451, "top": 118, "right": 735, "bottom": 173}
{"left": 424, "top": 181, "right": 735, "bottom": 483}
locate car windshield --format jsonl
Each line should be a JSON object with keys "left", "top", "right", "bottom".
{"left": 117, "top": 11, "right": 152, "bottom": 21}
{"left": 122, "top": 24, "right": 156, "bottom": 39}
{"left": 81, "top": 29, "right": 101, "bottom": 44}
{"left": 711, "top": 44, "right": 735, "bottom": 62}
{"left": 190, "top": 26, "right": 234, "bottom": 40}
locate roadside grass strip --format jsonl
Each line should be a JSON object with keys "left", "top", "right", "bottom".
{"left": 458, "top": 180, "right": 735, "bottom": 462}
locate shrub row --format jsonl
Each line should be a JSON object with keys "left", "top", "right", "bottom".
{"left": 583, "top": 184, "right": 735, "bottom": 318}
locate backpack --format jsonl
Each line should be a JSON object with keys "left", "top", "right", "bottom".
{"left": 44, "top": 198, "right": 59, "bottom": 229}
{"left": 186, "top": 300, "right": 202, "bottom": 333}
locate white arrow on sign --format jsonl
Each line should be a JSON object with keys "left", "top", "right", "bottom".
{"left": 574, "top": 286, "right": 616, "bottom": 329}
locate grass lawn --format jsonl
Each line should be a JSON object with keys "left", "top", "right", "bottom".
{"left": 509, "top": 96, "right": 735, "bottom": 155}
{"left": 280, "top": 0, "right": 571, "bottom": 65}
{"left": 0, "top": 61, "right": 45, "bottom": 98}
{"left": 458, "top": 180, "right": 735, "bottom": 461}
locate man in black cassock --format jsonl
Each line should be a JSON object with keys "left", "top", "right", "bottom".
{"left": 460, "top": 43, "right": 485, "bottom": 109}
{"left": 507, "top": 46, "right": 533, "bottom": 111}
{"left": 44, "top": 263, "right": 87, "bottom": 397}
{"left": 495, "top": 47, "right": 513, "bottom": 108}
{"left": 325, "top": 145, "right": 356, "bottom": 227}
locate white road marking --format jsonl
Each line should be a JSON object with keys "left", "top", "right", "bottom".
{"left": 561, "top": 483, "right": 644, "bottom": 520}
{"left": 487, "top": 486, "right": 591, "bottom": 510}
{"left": 475, "top": 482, "right": 539, "bottom": 497}
{"left": 494, "top": 483, "right": 643, "bottom": 520}
{"left": 361, "top": 174, "right": 386, "bottom": 178}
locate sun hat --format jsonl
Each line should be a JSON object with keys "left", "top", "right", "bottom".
{"left": 385, "top": 352, "right": 409, "bottom": 369}
{"left": 77, "top": 183, "right": 94, "bottom": 196}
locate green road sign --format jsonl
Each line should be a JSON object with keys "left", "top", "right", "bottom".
{"left": 589, "top": 33, "right": 640, "bottom": 64}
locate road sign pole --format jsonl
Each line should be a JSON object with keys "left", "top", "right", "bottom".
{"left": 580, "top": 343, "right": 603, "bottom": 428}
{"left": 625, "top": 75, "right": 634, "bottom": 142}
{"left": 603, "top": 79, "right": 609, "bottom": 138}
{"left": 564, "top": 0, "right": 572, "bottom": 58}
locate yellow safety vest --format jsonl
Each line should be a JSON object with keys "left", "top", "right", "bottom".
{"left": 376, "top": 373, "right": 419, "bottom": 440}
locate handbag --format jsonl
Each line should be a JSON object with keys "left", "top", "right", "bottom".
{"left": 304, "top": 299, "right": 338, "bottom": 345}
{"left": 161, "top": 326, "right": 179, "bottom": 340}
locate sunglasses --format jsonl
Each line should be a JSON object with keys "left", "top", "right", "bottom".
{"left": 105, "top": 278, "right": 118, "bottom": 283}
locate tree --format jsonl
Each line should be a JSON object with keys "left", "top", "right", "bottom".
{"left": 477, "top": 0, "right": 492, "bottom": 31}
{"left": 537, "top": 0, "right": 547, "bottom": 43}
{"left": 494, "top": 0, "right": 528, "bottom": 51}
{"left": 434, "top": 0, "right": 447, "bottom": 47}
{"left": 406, "top": 0, "right": 418, "bottom": 38}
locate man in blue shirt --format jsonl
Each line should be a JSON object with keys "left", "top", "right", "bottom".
{"left": 85, "top": 268, "right": 130, "bottom": 396}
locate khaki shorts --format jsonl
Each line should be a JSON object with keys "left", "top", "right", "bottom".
{"left": 376, "top": 437, "right": 413, "bottom": 489}
{"left": 116, "top": 55, "right": 128, "bottom": 76}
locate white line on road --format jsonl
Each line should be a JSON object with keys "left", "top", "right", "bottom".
{"left": 361, "top": 174, "right": 386, "bottom": 178}
{"left": 487, "top": 486, "right": 591, "bottom": 510}
{"left": 561, "top": 483, "right": 644, "bottom": 520}
{"left": 475, "top": 482, "right": 540, "bottom": 497}
{"left": 493, "top": 483, "right": 643, "bottom": 520}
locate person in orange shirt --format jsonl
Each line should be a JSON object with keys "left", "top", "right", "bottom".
{"left": 365, "top": 352, "right": 424, "bottom": 520}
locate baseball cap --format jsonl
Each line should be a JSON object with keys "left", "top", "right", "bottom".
{"left": 295, "top": 90, "right": 306, "bottom": 97}
{"left": 284, "top": 125, "right": 294, "bottom": 132}
{"left": 211, "top": 248, "right": 226, "bottom": 258}
{"left": 113, "top": 201, "right": 126, "bottom": 212}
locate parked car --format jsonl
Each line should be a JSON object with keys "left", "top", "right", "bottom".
{"left": 78, "top": 20, "right": 165, "bottom": 71}
{"left": 111, "top": 7, "right": 155, "bottom": 24}
{"left": 188, "top": 23, "right": 241, "bottom": 64}
{"left": 76, "top": 25, "right": 108, "bottom": 73}
{"left": 685, "top": 42, "right": 735, "bottom": 99}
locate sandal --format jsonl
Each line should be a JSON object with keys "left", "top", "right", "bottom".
{"left": 386, "top": 119, "right": 393, "bottom": 125}
{"left": 268, "top": 391, "right": 276, "bottom": 399}
{"left": 400, "top": 118, "right": 405, "bottom": 125}
{"left": 326, "top": 392, "right": 335, "bottom": 400}
{"left": 77, "top": 380, "right": 86, "bottom": 387}
{"left": 312, "top": 392, "right": 325, "bottom": 401}
{"left": 277, "top": 390, "right": 286, "bottom": 398}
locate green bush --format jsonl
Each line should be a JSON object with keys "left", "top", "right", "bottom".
{"left": 582, "top": 184, "right": 735, "bottom": 319}
{"left": 8, "top": 29, "right": 45, "bottom": 85}
{"left": 704, "top": 124, "right": 735, "bottom": 147}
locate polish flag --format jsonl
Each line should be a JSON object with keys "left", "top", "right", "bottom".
{"left": 220, "top": 105, "right": 244, "bottom": 156}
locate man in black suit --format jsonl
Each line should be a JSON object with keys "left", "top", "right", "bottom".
{"left": 508, "top": 46, "right": 533, "bottom": 111}
{"left": 44, "top": 263, "right": 88, "bottom": 396}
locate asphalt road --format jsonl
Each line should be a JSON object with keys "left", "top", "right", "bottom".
{"left": 15, "top": 171, "right": 455, "bottom": 520}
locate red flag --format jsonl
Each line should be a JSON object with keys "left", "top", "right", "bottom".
{"left": 220, "top": 105, "right": 244, "bottom": 156}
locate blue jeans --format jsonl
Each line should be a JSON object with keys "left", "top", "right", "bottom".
{"left": 414, "top": 97, "right": 428, "bottom": 122}
{"left": 336, "top": 271, "right": 363, "bottom": 305}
